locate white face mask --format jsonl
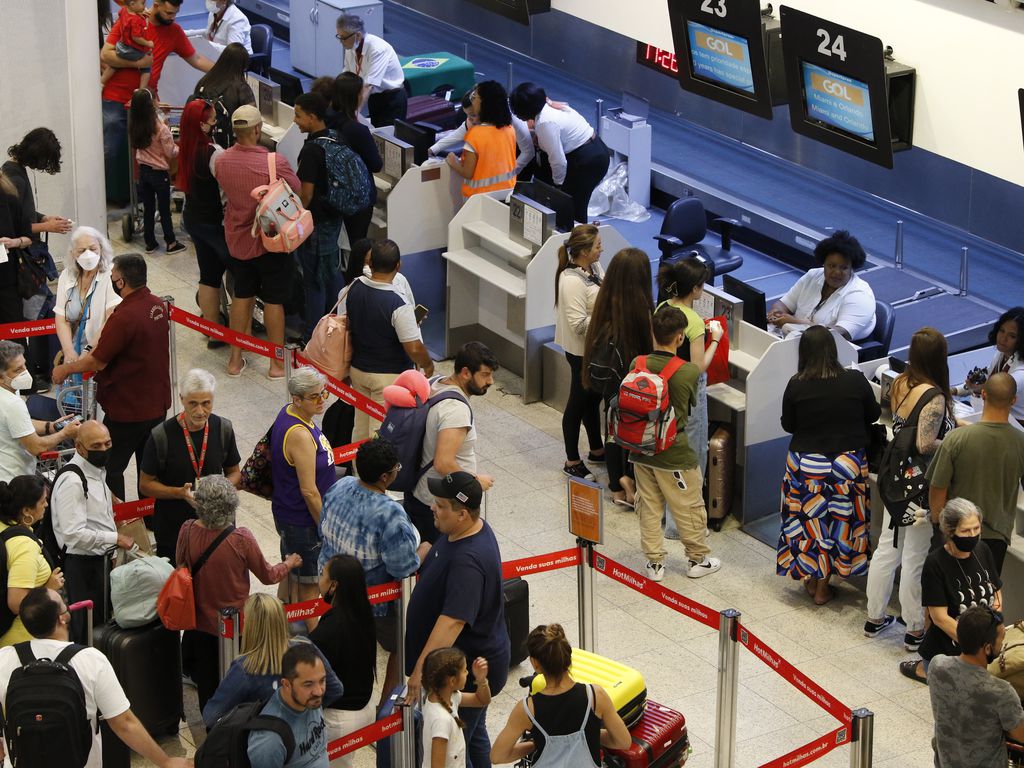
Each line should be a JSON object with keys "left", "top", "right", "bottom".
{"left": 206, "top": 0, "right": 221, "bottom": 13}
{"left": 76, "top": 250, "right": 101, "bottom": 272}
{"left": 362, "top": 264, "right": 372, "bottom": 278}
{"left": 8, "top": 370, "right": 33, "bottom": 392}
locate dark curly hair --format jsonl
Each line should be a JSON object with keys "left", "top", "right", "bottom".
{"left": 8, "top": 128, "right": 62, "bottom": 174}
{"left": 987, "top": 306, "right": 1024, "bottom": 359}
{"left": 813, "top": 230, "right": 866, "bottom": 270}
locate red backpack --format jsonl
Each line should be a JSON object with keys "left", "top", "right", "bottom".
{"left": 157, "top": 525, "right": 234, "bottom": 631}
{"left": 608, "top": 355, "right": 684, "bottom": 455}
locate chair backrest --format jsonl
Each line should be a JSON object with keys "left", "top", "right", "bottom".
{"left": 251, "top": 24, "right": 272, "bottom": 57}
{"left": 659, "top": 197, "right": 708, "bottom": 247}
{"left": 857, "top": 299, "right": 895, "bottom": 362}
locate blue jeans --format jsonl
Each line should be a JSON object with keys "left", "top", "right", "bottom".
{"left": 460, "top": 703, "right": 491, "bottom": 768}
{"left": 102, "top": 99, "right": 128, "bottom": 170}
{"left": 296, "top": 223, "right": 344, "bottom": 340}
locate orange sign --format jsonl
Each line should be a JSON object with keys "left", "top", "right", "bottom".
{"left": 567, "top": 477, "right": 603, "bottom": 544}
{"left": 809, "top": 72, "right": 866, "bottom": 106}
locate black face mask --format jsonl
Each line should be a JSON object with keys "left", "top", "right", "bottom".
{"left": 111, "top": 279, "right": 124, "bottom": 297}
{"left": 323, "top": 584, "right": 336, "bottom": 604}
{"left": 986, "top": 646, "right": 999, "bottom": 665}
{"left": 951, "top": 534, "right": 980, "bottom": 553}
{"left": 86, "top": 449, "right": 111, "bottom": 469}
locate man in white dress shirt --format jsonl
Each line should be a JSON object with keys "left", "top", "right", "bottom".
{"left": 336, "top": 13, "right": 407, "bottom": 126}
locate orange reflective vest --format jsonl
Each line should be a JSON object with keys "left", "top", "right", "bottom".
{"left": 462, "top": 124, "right": 517, "bottom": 198}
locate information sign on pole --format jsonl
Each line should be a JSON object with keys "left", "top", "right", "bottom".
{"left": 567, "top": 476, "right": 603, "bottom": 544}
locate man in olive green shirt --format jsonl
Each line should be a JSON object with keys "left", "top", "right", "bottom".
{"left": 631, "top": 307, "right": 722, "bottom": 582}
{"left": 927, "top": 372, "right": 1024, "bottom": 574}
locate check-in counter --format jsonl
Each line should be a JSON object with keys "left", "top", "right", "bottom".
{"left": 444, "top": 194, "right": 629, "bottom": 403}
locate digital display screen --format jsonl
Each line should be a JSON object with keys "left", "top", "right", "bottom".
{"left": 685, "top": 21, "right": 754, "bottom": 95}
{"left": 636, "top": 42, "right": 679, "bottom": 78}
{"left": 801, "top": 61, "right": 874, "bottom": 142}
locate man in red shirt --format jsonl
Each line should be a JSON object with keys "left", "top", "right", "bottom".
{"left": 101, "top": 0, "right": 214, "bottom": 195}
{"left": 213, "top": 105, "right": 301, "bottom": 380}
{"left": 53, "top": 254, "right": 171, "bottom": 500}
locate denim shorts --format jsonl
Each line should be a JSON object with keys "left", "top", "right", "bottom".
{"left": 276, "top": 523, "right": 321, "bottom": 583}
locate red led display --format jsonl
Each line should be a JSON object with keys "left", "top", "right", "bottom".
{"left": 636, "top": 42, "right": 679, "bottom": 77}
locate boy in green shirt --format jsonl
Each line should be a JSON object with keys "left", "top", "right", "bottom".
{"left": 632, "top": 307, "right": 722, "bottom": 582}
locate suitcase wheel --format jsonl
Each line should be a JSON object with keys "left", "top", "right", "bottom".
{"left": 708, "top": 518, "right": 723, "bottom": 532}
{"left": 121, "top": 213, "right": 134, "bottom": 243}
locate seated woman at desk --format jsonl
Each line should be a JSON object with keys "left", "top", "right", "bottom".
{"left": 776, "top": 325, "right": 880, "bottom": 605}
{"left": 445, "top": 81, "right": 518, "bottom": 199}
{"left": 187, "top": 0, "right": 253, "bottom": 53}
{"left": 958, "top": 306, "right": 1024, "bottom": 425}
{"left": 767, "top": 230, "right": 876, "bottom": 341}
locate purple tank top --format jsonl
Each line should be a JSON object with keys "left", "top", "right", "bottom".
{"left": 269, "top": 404, "right": 336, "bottom": 526}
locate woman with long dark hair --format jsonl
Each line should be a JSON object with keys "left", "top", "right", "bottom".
{"left": 776, "top": 326, "right": 880, "bottom": 605}
{"left": 582, "top": 248, "right": 653, "bottom": 508}
{"left": 192, "top": 43, "right": 255, "bottom": 148}
{"left": 447, "top": 80, "right": 518, "bottom": 200}
{"left": 864, "top": 327, "right": 955, "bottom": 650}
{"left": 127, "top": 88, "right": 184, "bottom": 254}
{"left": 310, "top": 555, "right": 378, "bottom": 765}
{"left": 176, "top": 99, "right": 230, "bottom": 346}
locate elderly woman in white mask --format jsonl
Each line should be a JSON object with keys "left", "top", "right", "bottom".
{"left": 53, "top": 227, "right": 121, "bottom": 401}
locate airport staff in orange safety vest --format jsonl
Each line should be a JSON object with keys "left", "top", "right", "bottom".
{"left": 445, "top": 81, "right": 518, "bottom": 198}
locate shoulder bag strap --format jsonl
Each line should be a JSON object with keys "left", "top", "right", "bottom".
{"left": 659, "top": 356, "right": 685, "bottom": 383}
{"left": 905, "top": 387, "right": 943, "bottom": 427}
{"left": 191, "top": 525, "right": 235, "bottom": 578}
{"left": 13, "top": 641, "right": 36, "bottom": 667}
{"left": 53, "top": 643, "right": 87, "bottom": 666}
{"left": 268, "top": 152, "right": 278, "bottom": 185}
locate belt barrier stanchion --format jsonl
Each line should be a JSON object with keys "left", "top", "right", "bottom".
{"left": 83, "top": 376, "right": 96, "bottom": 421}
{"left": 392, "top": 575, "right": 416, "bottom": 768}
{"left": 595, "top": 98, "right": 604, "bottom": 133}
{"left": 714, "top": 608, "right": 740, "bottom": 768}
{"left": 576, "top": 540, "right": 596, "bottom": 651}
{"left": 893, "top": 220, "right": 904, "bottom": 270}
{"left": 218, "top": 606, "right": 241, "bottom": 681}
{"left": 506, "top": 61, "right": 514, "bottom": 93}
{"left": 284, "top": 343, "right": 297, "bottom": 386}
{"left": 848, "top": 708, "right": 874, "bottom": 768}
{"left": 163, "top": 296, "right": 180, "bottom": 406}
{"left": 959, "top": 245, "right": 969, "bottom": 296}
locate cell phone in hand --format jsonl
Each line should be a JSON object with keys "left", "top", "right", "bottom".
{"left": 54, "top": 416, "right": 78, "bottom": 430}
{"left": 414, "top": 304, "right": 429, "bottom": 325}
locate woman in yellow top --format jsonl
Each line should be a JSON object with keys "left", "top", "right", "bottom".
{"left": 446, "top": 81, "right": 517, "bottom": 198}
{"left": 0, "top": 475, "right": 63, "bottom": 646}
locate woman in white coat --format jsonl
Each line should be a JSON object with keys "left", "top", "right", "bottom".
{"left": 188, "top": 0, "right": 253, "bottom": 54}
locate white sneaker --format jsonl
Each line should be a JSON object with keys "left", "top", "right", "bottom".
{"left": 687, "top": 556, "right": 722, "bottom": 578}
{"left": 645, "top": 561, "right": 665, "bottom": 582}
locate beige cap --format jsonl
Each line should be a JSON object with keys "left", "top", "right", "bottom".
{"left": 231, "top": 104, "right": 262, "bottom": 129}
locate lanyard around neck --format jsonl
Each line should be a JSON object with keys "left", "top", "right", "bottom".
{"left": 178, "top": 413, "right": 210, "bottom": 480}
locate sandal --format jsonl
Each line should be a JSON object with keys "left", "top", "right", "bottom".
{"left": 899, "top": 660, "right": 927, "bottom": 684}
{"left": 611, "top": 493, "right": 635, "bottom": 510}
{"left": 226, "top": 358, "right": 247, "bottom": 378}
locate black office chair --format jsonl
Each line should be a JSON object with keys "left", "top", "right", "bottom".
{"left": 248, "top": 24, "right": 273, "bottom": 77}
{"left": 856, "top": 300, "right": 895, "bottom": 362}
{"left": 653, "top": 198, "right": 744, "bottom": 285}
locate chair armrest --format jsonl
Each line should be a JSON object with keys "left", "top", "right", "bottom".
{"left": 653, "top": 234, "right": 684, "bottom": 248}
{"left": 710, "top": 217, "right": 740, "bottom": 251}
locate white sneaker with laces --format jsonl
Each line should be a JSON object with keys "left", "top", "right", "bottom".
{"left": 687, "top": 556, "right": 722, "bottom": 578}
{"left": 645, "top": 561, "right": 665, "bottom": 582}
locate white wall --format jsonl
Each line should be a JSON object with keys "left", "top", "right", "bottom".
{"left": 0, "top": 0, "right": 106, "bottom": 251}
{"left": 553, "top": 0, "right": 1024, "bottom": 187}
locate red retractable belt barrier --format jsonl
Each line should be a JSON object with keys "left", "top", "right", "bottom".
{"left": 502, "top": 548, "right": 580, "bottom": 579}
{"left": 0, "top": 318, "right": 56, "bottom": 340}
{"left": 168, "top": 305, "right": 284, "bottom": 362}
{"left": 756, "top": 724, "right": 851, "bottom": 768}
{"left": 327, "top": 711, "right": 403, "bottom": 760}
{"left": 333, "top": 440, "right": 368, "bottom": 464}
{"left": 292, "top": 351, "right": 387, "bottom": 423}
{"left": 113, "top": 498, "right": 155, "bottom": 522}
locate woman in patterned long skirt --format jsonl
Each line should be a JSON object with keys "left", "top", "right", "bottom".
{"left": 777, "top": 326, "right": 882, "bottom": 604}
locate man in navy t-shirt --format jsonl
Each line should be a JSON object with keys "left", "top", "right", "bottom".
{"left": 405, "top": 471, "right": 510, "bottom": 768}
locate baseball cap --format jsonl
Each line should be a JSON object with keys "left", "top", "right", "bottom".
{"left": 232, "top": 104, "right": 262, "bottom": 129}
{"left": 428, "top": 471, "right": 483, "bottom": 509}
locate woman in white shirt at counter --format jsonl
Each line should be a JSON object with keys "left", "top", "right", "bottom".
{"left": 960, "top": 307, "right": 1024, "bottom": 425}
{"left": 510, "top": 82, "right": 610, "bottom": 225}
{"left": 767, "top": 230, "right": 876, "bottom": 341}
{"left": 555, "top": 225, "right": 605, "bottom": 481}
{"left": 188, "top": 0, "right": 253, "bottom": 54}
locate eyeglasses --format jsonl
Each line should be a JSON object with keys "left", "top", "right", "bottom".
{"left": 305, "top": 389, "right": 329, "bottom": 402}
{"left": 336, "top": 31, "right": 356, "bottom": 41}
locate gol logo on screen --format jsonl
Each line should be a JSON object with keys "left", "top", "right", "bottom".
{"left": 810, "top": 72, "right": 866, "bottom": 106}
{"left": 695, "top": 31, "right": 745, "bottom": 61}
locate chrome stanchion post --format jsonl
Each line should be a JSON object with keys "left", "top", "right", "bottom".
{"left": 164, "top": 296, "right": 179, "bottom": 409}
{"left": 507, "top": 61, "right": 514, "bottom": 92}
{"left": 576, "top": 539, "right": 596, "bottom": 651}
{"left": 284, "top": 343, "right": 298, "bottom": 386}
{"left": 893, "top": 220, "right": 904, "bottom": 270}
{"left": 82, "top": 377, "right": 96, "bottom": 421}
{"left": 463, "top": 42, "right": 469, "bottom": 61}
{"left": 595, "top": 99, "right": 604, "bottom": 133}
{"left": 958, "top": 246, "right": 969, "bottom": 296}
{"left": 218, "top": 607, "right": 240, "bottom": 681}
{"left": 714, "top": 608, "right": 741, "bottom": 768}
{"left": 849, "top": 708, "right": 874, "bottom": 768}
{"left": 393, "top": 576, "right": 416, "bottom": 768}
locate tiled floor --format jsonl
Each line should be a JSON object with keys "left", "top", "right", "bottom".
{"left": 114, "top": 228, "right": 938, "bottom": 767}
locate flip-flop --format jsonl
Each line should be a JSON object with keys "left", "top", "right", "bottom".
{"left": 267, "top": 367, "right": 286, "bottom": 380}
{"left": 611, "top": 496, "right": 635, "bottom": 510}
{"left": 226, "top": 358, "right": 247, "bottom": 378}
{"left": 899, "top": 660, "right": 927, "bottom": 684}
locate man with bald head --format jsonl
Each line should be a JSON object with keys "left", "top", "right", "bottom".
{"left": 51, "top": 420, "right": 135, "bottom": 641}
{"left": 927, "top": 372, "right": 1024, "bottom": 573}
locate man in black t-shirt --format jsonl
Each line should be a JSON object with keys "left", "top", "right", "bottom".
{"left": 138, "top": 369, "right": 241, "bottom": 561}
{"left": 293, "top": 92, "right": 346, "bottom": 342}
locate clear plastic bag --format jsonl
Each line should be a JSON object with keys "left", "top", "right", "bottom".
{"left": 588, "top": 162, "right": 651, "bottom": 223}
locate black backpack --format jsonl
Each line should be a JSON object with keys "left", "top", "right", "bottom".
{"left": 0, "top": 527, "right": 49, "bottom": 637}
{"left": 1, "top": 642, "right": 94, "bottom": 768}
{"left": 877, "top": 386, "right": 943, "bottom": 528}
{"left": 195, "top": 700, "right": 294, "bottom": 768}
{"left": 587, "top": 336, "right": 626, "bottom": 401}
{"left": 39, "top": 463, "right": 89, "bottom": 570}
{"left": 188, "top": 86, "right": 234, "bottom": 148}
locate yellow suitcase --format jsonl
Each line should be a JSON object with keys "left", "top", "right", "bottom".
{"left": 530, "top": 648, "right": 647, "bottom": 726}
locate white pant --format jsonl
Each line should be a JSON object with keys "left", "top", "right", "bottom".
{"left": 864, "top": 518, "right": 932, "bottom": 633}
{"left": 324, "top": 700, "right": 376, "bottom": 768}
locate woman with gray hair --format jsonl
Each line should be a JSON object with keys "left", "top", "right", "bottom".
{"left": 176, "top": 473, "right": 302, "bottom": 710}
{"left": 53, "top": 226, "right": 120, "bottom": 402}
{"left": 269, "top": 365, "right": 336, "bottom": 628}
{"left": 899, "top": 498, "right": 1002, "bottom": 684}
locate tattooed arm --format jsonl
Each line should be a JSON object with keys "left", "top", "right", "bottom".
{"left": 916, "top": 395, "right": 947, "bottom": 455}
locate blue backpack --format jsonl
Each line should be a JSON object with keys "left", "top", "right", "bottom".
{"left": 311, "top": 131, "right": 373, "bottom": 216}
{"left": 378, "top": 386, "right": 471, "bottom": 493}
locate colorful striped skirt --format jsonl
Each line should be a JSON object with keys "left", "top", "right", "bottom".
{"left": 776, "top": 449, "right": 871, "bottom": 580}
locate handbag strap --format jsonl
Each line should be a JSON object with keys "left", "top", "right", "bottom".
{"left": 191, "top": 524, "right": 235, "bottom": 578}
{"left": 326, "top": 279, "right": 357, "bottom": 317}
{"left": 267, "top": 152, "right": 278, "bottom": 185}
{"left": 903, "top": 386, "right": 942, "bottom": 427}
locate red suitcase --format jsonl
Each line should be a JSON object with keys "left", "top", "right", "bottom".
{"left": 405, "top": 95, "right": 460, "bottom": 130}
{"left": 604, "top": 700, "right": 689, "bottom": 768}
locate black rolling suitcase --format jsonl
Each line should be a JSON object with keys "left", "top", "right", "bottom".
{"left": 95, "top": 619, "right": 184, "bottom": 737}
{"left": 503, "top": 577, "right": 530, "bottom": 665}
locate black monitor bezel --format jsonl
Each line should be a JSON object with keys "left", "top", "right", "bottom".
{"left": 393, "top": 119, "right": 436, "bottom": 166}
{"left": 722, "top": 274, "right": 767, "bottom": 331}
